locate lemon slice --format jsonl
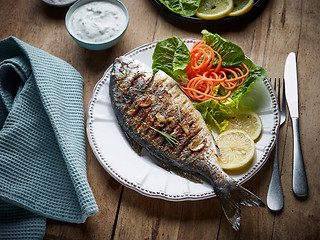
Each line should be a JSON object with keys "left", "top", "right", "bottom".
{"left": 229, "top": 0, "right": 254, "bottom": 17}
{"left": 196, "top": 0, "right": 233, "bottom": 20}
{"left": 224, "top": 111, "right": 262, "bottom": 141}
{"left": 216, "top": 130, "right": 255, "bottom": 170}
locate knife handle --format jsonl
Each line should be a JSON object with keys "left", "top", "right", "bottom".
{"left": 292, "top": 117, "right": 308, "bottom": 197}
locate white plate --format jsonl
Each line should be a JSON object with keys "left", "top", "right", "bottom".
{"left": 86, "top": 39, "right": 279, "bottom": 201}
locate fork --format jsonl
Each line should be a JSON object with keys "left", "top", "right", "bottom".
{"left": 267, "top": 78, "right": 286, "bottom": 211}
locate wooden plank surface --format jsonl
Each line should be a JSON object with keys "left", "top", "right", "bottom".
{"left": 0, "top": 0, "right": 319, "bottom": 239}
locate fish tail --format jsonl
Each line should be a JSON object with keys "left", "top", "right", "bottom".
{"left": 214, "top": 181, "right": 265, "bottom": 230}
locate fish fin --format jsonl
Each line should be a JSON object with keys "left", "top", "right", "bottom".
{"left": 215, "top": 182, "right": 265, "bottom": 231}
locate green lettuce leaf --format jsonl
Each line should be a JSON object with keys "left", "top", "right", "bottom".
{"left": 193, "top": 98, "right": 237, "bottom": 132}
{"left": 152, "top": 36, "right": 190, "bottom": 84}
{"left": 231, "top": 58, "right": 268, "bottom": 106}
{"left": 158, "top": 0, "right": 201, "bottom": 17}
{"left": 201, "top": 29, "right": 246, "bottom": 67}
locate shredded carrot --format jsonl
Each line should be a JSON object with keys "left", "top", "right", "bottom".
{"left": 183, "top": 40, "right": 249, "bottom": 102}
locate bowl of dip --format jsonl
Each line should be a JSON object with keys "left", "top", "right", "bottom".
{"left": 65, "top": 0, "right": 129, "bottom": 51}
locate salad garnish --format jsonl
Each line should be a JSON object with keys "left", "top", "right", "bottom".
{"left": 152, "top": 30, "right": 268, "bottom": 131}
{"left": 183, "top": 40, "right": 249, "bottom": 101}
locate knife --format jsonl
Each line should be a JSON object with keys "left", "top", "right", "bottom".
{"left": 284, "top": 52, "right": 308, "bottom": 197}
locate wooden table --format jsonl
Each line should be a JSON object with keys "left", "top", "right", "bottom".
{"left": 1, "top": 0, "right": 319, "bottom": 239}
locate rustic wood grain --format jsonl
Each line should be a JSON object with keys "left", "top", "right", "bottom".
{"left": 0, "top": 0, "right": 319, "bottom": 239}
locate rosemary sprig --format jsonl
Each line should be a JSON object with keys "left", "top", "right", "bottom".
{"left": 150, "top": 126, "right": 178, "bottom": 147}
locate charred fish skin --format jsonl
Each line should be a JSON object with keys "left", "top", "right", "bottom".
{"left": 109, "top": 56, "right": 265, "bottom": 230}
{"left": 110, "top": 57, "right": 216, "bottom": 171}
{"left": 110, "top": 57, "right": 215, "bottom": 175}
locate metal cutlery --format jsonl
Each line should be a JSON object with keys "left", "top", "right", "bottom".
{"left": 267, "top": 78, "right": 286, "bottom": 211}
{"left": 284, "top": 52, "right": 308, "bottom": 197}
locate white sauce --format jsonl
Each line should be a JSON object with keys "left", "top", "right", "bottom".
{"left": 68, "top": 1, "right": 127, "bottom": 43}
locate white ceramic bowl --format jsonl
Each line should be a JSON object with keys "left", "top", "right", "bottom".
{"left": 42, "top": 0, "right": 76, "bottom": 7}
{"left": 65, "top": 0, "right": 129, "bottom": 51}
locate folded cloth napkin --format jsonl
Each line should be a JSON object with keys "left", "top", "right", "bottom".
{"left": 0, "top": 37, "right": 98, "bottom": 239}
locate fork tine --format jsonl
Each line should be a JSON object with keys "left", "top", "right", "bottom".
{"left": 273, "top": 78, "right": 279, "bottom": 104}
{"left": 281, "top": 78, "right": 286, "bottom": 124}
{"left": 277, "top": 78, "right": 281, "bottom": 107}
{"left": 272, "top": 77, "right": 276, "bottom": 93}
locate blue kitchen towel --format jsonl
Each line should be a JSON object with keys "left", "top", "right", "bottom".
{"left": 0, "top": 37, "right": 98, "bottom": 239}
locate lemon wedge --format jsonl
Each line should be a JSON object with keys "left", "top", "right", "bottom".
{"left": 216, "top": 130, "right": 255, "bottom": 170}
{"left": 228, "top": 0, "right": 254, "bottom": 17}
{"left": 224, "top": 111, "right": 262, "bottom": 141}
{"left": 196, "top": 0, "right": 233, "bottom": 20}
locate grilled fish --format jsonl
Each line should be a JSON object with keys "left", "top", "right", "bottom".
{"left": 109, "top": 56, "right": 265, "bottom": 230}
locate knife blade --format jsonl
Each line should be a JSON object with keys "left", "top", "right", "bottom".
{"left": 284, "top": 53, "right": 299, "bottom": 118}
{"left": 284, "top": 52, "right": 308, "bottom": 197}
